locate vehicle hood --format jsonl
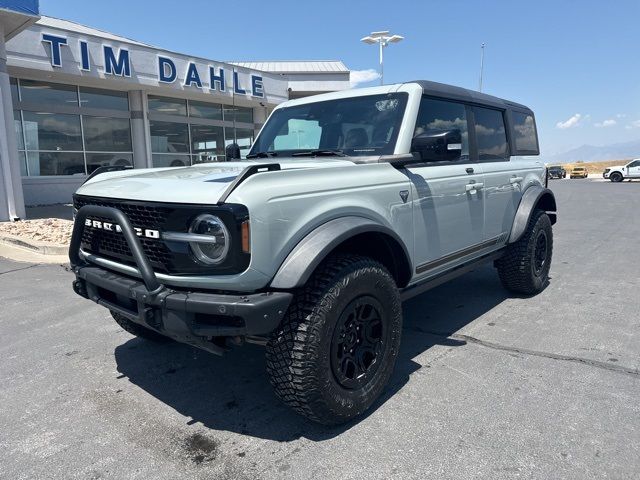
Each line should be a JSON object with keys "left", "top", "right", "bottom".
{"left": 75, "top": 159, "right": 357, "bottom": 203}
{"left": 605, "top": 165, "right": 625, "bottom": 171}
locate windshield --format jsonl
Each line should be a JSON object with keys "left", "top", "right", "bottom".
{"left": 249, "top": 93, "right": 408, "bottom": 158}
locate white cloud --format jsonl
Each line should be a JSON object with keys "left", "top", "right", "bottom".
{"left": 350, "top": 69, "right": 381, "bottom": 87}
{"left": 616, "top": 113, "right": 627, "bottom": 119}
{"left": 595, "top": 119, "right": 617, "bottom": 128}
{"left": 625, "top": 120, "right": 640, "bottom": 130}
{"left": 556, "top": 113, "right": 582, "bottom": 129}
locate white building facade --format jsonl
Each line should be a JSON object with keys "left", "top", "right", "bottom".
{"left": 0, "top": 4, "right": 350, "bottom": 220}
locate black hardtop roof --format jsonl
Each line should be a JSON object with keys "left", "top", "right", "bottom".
{"left": 411, "top": 80, "right": 533, "bottom": 113}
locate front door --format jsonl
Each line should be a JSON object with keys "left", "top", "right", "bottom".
{"left": 407, "top": 96, "right": 485, "bottom": 279}
{"left": 626, "top": 159, "right": 640, "bottom": 178}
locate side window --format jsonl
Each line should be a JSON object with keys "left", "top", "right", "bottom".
{"left": 413, "top": 97, "right": 469, "bottom": 160}
{"left": 628, "top": 160, "right": 640, "bottom": 168}
{"left": 512, "top": 111, "right": 539, "bottom": 153}
{"left": 474, "top": 107, "right": 508, "bottom": 160}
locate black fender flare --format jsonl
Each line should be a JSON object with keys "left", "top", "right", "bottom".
{"left": 509, "top": 186, "right": 557, "bottom": 243}
{"left": 270, "top": 216, "right": 411, "bottom": 289}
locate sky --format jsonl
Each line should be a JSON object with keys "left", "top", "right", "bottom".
{"left": 40, "top": 0, "right": 640, "bottom": 156}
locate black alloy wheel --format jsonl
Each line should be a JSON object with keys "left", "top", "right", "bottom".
{"left": 330, "top": 296, "right": 387, "bottom": 390}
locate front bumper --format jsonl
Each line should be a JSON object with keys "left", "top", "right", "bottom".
{"left": 69, "top": 205, "right": 292, "bottom": 354}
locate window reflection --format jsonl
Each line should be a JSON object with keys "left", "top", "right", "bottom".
{"left": 20, "top": 79, "right": 78, "bottom": 105}
{"left": 148, "top": 95, "right": 187, "bottom": 116}
{"left": 22, "top": 111, "right": 83, "bottom": 151}
{"left": 79, "top": 87, "right": 129, "bottom": 111}
{"left": 149, "top": 120, "right": 189, "bottom": 153}
{"left": 83, "top": 116, "right": 132, "bottom": 151}
{"left": 474, "top": 108, "right": 508, "bottom": 159}
{"left": 414, "top": 97, "right": 469, "bottom": 159}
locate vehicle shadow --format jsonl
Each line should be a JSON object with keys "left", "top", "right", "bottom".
{"left": 114, "top": 264, "right": 510, "bottom": 442}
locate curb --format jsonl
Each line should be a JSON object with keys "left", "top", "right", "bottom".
{"left": 0, "top": 234, "right": 68, "bottom": 255}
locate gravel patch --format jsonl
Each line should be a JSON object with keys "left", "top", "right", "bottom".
{"left": 0, "top": 218, "right": 73, "bottom": 245}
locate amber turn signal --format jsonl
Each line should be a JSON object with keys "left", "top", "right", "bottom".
{"left": 241, "top": 220, "right": 251, "bottom": 253}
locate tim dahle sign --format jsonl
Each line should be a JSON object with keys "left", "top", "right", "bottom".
{"left": 41, "top": 33, "right": 264, "bottom": 98}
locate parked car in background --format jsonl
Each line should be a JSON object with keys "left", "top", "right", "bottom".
{"left": 603, "top": 159, "right": 640, "bottom": 182}
{"left": 570, "top": 166, "right": 588, "bottom": 178}
{"left": 548, "top": 165, "right": 566, "bottom": 179}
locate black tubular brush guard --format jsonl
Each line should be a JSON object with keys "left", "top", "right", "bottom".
{"left": 69, "top": 205, "right": 292, "bottom": 354}
{"left": 70, "top": 205, "right": 163, "bottom": 294}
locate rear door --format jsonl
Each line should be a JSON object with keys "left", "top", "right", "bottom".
{"left": 473, "top": 106, "right": 523, "bottom": 244}
{"left": 407, "top": 96, "right": 485, "bottom": 279}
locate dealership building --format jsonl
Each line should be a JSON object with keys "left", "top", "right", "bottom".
{"left": 0, "top": 2, "right": 350, "bottom": 221}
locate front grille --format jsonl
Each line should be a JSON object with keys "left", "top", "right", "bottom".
{"left": 74, "top": 196, "right": 176, "bottom": 273}
{"left": 73, "top": 195, "right": 250, "bottom": 276}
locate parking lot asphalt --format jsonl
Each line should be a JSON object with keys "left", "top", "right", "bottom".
{"left": 1, "top": 178, "right": 639, "bottom": 480}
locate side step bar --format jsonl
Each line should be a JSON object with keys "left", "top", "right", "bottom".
{"left": 400, "top": 250, "right": 504, "bottom": 302}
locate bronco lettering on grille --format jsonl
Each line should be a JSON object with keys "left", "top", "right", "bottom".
{"left": 85, "top": 218, "right": 160, "bottom": 239}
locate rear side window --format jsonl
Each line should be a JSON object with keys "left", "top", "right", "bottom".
{"left": 474, "top": 107, "right": 508, "bottom": 159}
{"left": 414, "top": 97, "right": 469, "bottom": 160}
{"left": 512, "top": 111, "right": 539, "bottom": 153}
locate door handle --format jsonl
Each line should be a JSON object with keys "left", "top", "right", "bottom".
{"left": 510, "top": 176, "right": 524, "bottom": 184}
{"left": 465, "top": 182, "right": 484, "bottom": 192}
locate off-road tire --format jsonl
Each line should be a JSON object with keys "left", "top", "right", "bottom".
{"left": 610, "top": 172, "right": 623, "bottom": 182}
{"left": 110, "top": 310, "right": 170, "bottom": 342}
{"left": 496, "top": 209, "right": 553, "bottom": 295}
{"left": 266, "top": 254, "right": 402, "bottom": 425}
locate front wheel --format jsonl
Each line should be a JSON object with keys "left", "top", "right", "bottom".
{"left": 496, "top": 209, "right": 553, "bottom": 295}
{"left": 610, "top": 172, "right": 623, "bottom": 182}
{"left": 266, "top": 254, "right": 402, "bottom": 425}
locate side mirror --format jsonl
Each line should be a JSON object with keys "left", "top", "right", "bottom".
{"left": 411, "top": 129, "right": 462, "bottom": 162}
{"left": 225, "top": 143, "right": 241, "bottom": 160}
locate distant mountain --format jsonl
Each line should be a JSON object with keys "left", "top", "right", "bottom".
{"left": 542, "top": 140, "right": 640, "bottom": 164}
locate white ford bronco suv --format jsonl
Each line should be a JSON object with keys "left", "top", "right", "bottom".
{"left": 70, "top": 81, "right": 557, "bottom": 425}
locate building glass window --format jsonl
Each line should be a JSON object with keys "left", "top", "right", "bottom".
{"left": 27, "top": 151, "right": 85, "bottom": 176}
{"left": 150, "top": 120, "right": 190, "bottom": 155}
{"left": 224, "top": 105, "right": 253, "bottom": 124}
{"left": 226, "top": 127, "right": 254, "bottom": 159}
{"left": 20, "top": 79, "right": 78, "bottom": 105}
{"left": 148, "top": 95, "right": 187, "bottom": 115}
{"left": 13, "top": 78, "right": 134, "bottom": 176}
{"left": 83, "top": 116, "right": 132, "bottom": 152}
{"left": 189, "top": 100, "right": 223, "bottom": 120}
{"left": 86, "top": 153, "right": 133, "bottom": 173}
{"left": 18, "top": 151, "right": 27, "bottom": 177}
{"left": 191, "top": 124, "right": 224, "bottom": 163}
{"left": 13, "top": 110, "right": 24, "bottom": 150}
{"left": 474, "top": 107, "right": 508, "bottom": 159}
{"left": 151, "top": 154, "right": 191, "bottom": 168}
{"left": 10, "top": 77, "right": 19, "bottom": 102}
{"left": 22, "top": 111, "right": 83, "bottom": 151}
{"left": 79, "top": 87, "right": 129, "bottom": 111}
{"left": 147, "top": 96, "right": 256, "bottom": 167}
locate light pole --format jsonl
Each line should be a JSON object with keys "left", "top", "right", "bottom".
{"left": 479, "top": 43, "right": 485, "bottom": 92}
{"left": 361, "top": 31, "right": 404, "bottom": 85}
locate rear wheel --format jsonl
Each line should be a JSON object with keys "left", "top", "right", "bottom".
{"left": 266, "top": 254, "right": 402, "bottom": 425}
{"left": 110, "top": 311, "right": 170, "bottom": 342}
{"left": 496, "top": 209, "right": 553, "bottom": 295}
{"left": 610, "top": 172, "right": 623, "bottom": 182}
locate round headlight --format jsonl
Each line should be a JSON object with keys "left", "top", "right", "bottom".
{"left": 188, "top": 214, "right": 230, "bottom": 265}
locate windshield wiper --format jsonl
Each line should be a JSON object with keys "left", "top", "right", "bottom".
{"left": 246, "top": 151, "right": 278, "bottom": 159}
{"left": 290, "top": 149, "right": 346, "bottom": 157}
